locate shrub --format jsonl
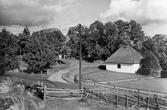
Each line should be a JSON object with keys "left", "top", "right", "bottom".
{"left": 98, "top": 65, "right": 106, "bottom": 70}
{"left": 138, "top": 54, "right": 161, "bottom": 76}
{"left": 161, "top": 70, "right": 167, "bottom": 78}
{"left": 136, "top": 68, "right": 151, "bottom": 76}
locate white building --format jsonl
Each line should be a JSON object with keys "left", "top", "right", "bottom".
{"left": 105, "top": 46, "right": 143, "bottom": 73}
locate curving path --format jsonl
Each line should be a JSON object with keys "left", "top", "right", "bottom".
{"left": 48, "top": 69, "right": 69, "bottom": 83}
{"left": 47, "top": 60, "right": 78, "bottom": 83}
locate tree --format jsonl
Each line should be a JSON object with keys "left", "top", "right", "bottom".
{"left": 152, "top": 34, "right": 167, "bottom": 53}
{"left": 0, "top": 28, "right": 19, "bottom": 75}
{"left": 23, "top": 26, "right": 30, "bottom": 36}
{"left": 67, "top": 20, "right": 145, "bottom": 61}
{"left": 152, "top": 34, "right": 167, "bottom": 77}
{"left": 114, "top": 20, "right": 131, "bottom": 47}
{"left": 104, "top": 22, "right": 117, "bottom": 37}
{"left": 86, "top": 20, "right": 106, "bottom": 60}
{"left": 129, "top": 20, "right": 145, "bottom": 43}
{"left": 17, "top": 28, "right": 31, "bottom": 55}
{"left": 67, "top": 24, "right": 89, "bottom": 59}
{"left": 136, "top": 39, "right": 161, "bottom": 76}
{"left": 40, "top": 28, "right": 66, "bottom": 55}
{"left": 23, "top": 29, "right": 66, "bottom": 74}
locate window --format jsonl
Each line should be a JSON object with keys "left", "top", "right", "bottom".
{"left": 117, "top": 64, "right": 121, "bottom": 69}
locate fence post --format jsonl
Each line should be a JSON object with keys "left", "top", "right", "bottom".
{"left": 98, "top": 92, "right": 100, "bottom": 102}
{"left": 138, "top": 89, "right": 140, "bottom": 108}
{"left": 115, "top": 91, "right": 118, "bottom": 108}
{"left": 156, "top": 94, "right": 159, "bottom": 109}
{"left": 91, "top": 90, "right": 93, "bottom": 104}
{"left": 125, "top": 95, "right": 128, "bottom": 108}
{"left": 146, "top": 97, "right": 149, "bottom": 109}
{"left": 44, "top": 86, "right": 46, "bottom": 107}
{"left": 115, "top": 86, "right": 118, "bottom": 108}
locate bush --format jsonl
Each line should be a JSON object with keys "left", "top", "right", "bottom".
{"left": 136, "top": 68, "right": 151, "bottom": 76}
{"left": 136, "top": 68, "right": 161, "bottom": 77}
{"left": 161, "top": 70, "right": 167, "bottom": 78}
{"left": 98, "top": 65, "right": 106, "bottom": 70}
{"left": 138, "top": 54, "right": 161, "bottom": 76}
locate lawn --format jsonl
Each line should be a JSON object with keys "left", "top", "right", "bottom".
{"left": 83, "top": 70, "right": 147, "bottom": 82}
{"left": 44, "top": 98, "right": 117, "bottom": 110}
{"left": 66, "top": 60, "right": 167, "bottom": 94}
{"left": 62, "top": 59, "right": 148, "bottom": 83}
{"left": 113, "top": 78, "right": 167, "bottom": 93}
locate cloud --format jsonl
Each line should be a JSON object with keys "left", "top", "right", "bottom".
{"left": 0, "top": 0, "right": 76, "bottom": 26}
{"left": 100, "top": 0, "right": 167, "bottom": 25}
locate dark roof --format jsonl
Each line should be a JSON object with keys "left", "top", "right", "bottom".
{"left": 105, "top": 46, "right": 143, "bottom": 64}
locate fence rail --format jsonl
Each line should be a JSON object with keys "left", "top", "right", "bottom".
{"left": 44, "top": 86, "right": 80, "bottom": 100}
{"left": 82, "top": 80, "right": 167, "bottom": 98}
{"left": 82, "top": 80, "right": 167, "bottom": 110}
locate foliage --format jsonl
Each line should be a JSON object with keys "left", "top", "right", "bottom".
{"left": 23, "top": 26, "right": 30, "bottom": 36}
{"left": 23, "top": 29, "right": 66, "bottom": 73}
{"left": 40, "top": 28, "right": 66, "bottom": 54}
{"left": 137, "top": 68, "right": 151, "bottom": 76}
{"left": 129, "top": 20, "right": 145, "bottom": 42}
{"left": 161, "top": 70, "right": 167, "bottom": 78}
{"left": 67, "top": 20, "right": 146, "bottom": 61}
{"left": 67, "top": 24, "right": 89, "bottom": 59}
{"left": 137, "top": 46, "right": 161, "bottom": 76}
{"left": 0, "top": 28, "right": 19, "bottom": 75}
{"left": 2, "top": 19, "right": 167, "bottom": 78}
{"left": 136, "top": 56, "right": 160, "bottom": 76}
{"left": 67, "top": 20, "right": 167, "bottom": 77}
{"left": 17, "top": 29, "right": 30, "bottom": 55}
{"left": 141, "top": 35, "right": 167, "bottom": 77}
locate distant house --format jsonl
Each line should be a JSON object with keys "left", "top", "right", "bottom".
{"left": 105, "top": 46, "right": 143, "bottom": 73}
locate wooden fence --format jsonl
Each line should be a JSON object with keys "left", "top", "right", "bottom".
{"left": 44, "top": 86, "right": 80, "bottom": 100}
{"left": 40, "top": 79, "right": 167, "bottom": 109}
{"left": 82, "top": 80, "right": 167, "bottom": 110}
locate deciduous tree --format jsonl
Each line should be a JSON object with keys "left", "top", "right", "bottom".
{"left": 0, "top": 28, "right": 18, "bottom": 75}
{"left": 23, "top": 29, "right": 66, "bottom": 74}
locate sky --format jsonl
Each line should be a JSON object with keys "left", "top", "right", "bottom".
{"left": 0, "top": 0, "right": 167, "bottom": 36}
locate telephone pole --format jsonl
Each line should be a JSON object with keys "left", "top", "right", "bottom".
{"left": 78, "top": 24, "right": 82, "bottom": 90}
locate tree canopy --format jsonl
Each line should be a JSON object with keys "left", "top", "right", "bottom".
{"left": 67, "top": 20, "right": 145, "bottom": 61}
{"left": 2, "top": 19, "right": 167, "bottom": 77}
{"left": 23, "top": 28, "right": 66, "bottom": 73}
{"left": 66, "top": 20, "right": 167, "bottom": 77}
{"left": 0, "top": 28, "right": 19, "bottom": 75}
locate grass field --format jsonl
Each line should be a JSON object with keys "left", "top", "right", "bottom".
{"left": 44, "top": 98, "right": 118, "bottom": 110}
{"left": 5, "top": 59, "right": 167, "bottom": 109}
{"left": 62, "top": 60, "right": 167, "bottom": 94}
{"left": 83, "top": 70, "right": 147, "bottom": 82}
{"left": 113, "top": 78, "right": 167, "bottom": 93}
{"left": 61, "top": 60, "right": 148, "bottom": 83}
{"left": 9, "top": 59, "right": 167, "bottom": 94}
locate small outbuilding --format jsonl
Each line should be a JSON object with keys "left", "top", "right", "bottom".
{"left": 105, "top": 46, "right": 143, "bottom": 73}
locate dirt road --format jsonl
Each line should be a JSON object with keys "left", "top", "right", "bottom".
{"left": 47, "top": 60, "right": 78, "bottom": 83}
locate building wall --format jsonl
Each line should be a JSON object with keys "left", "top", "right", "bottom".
{"left": 106, "top": 64, "right": 140, "bottom": 73}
